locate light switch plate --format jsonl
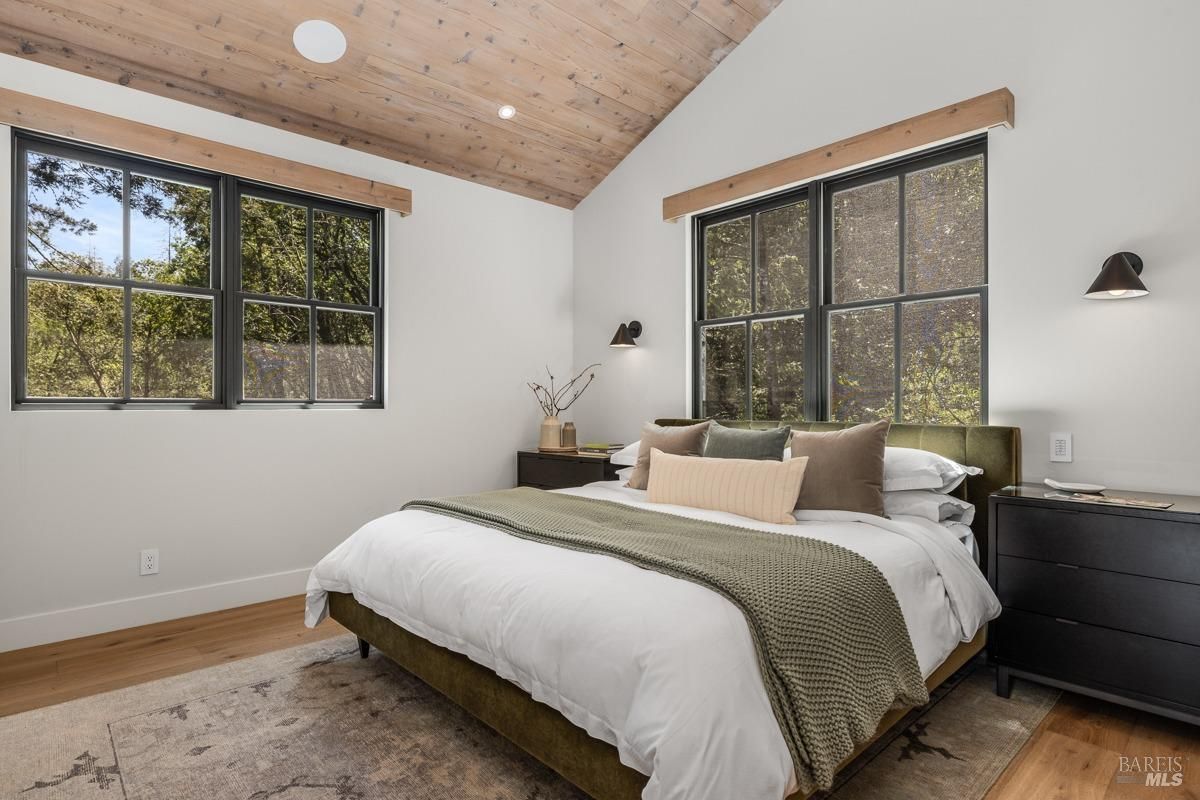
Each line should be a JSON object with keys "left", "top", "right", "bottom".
{"left": 1050, "top": 432, "right": 1073, "bottom": 463}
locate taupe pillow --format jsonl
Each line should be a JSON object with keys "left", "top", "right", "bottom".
{"left": 790, "top": 419, "right": 891, "bottom": 515}
{"left": 646, "top": 449, "right": 809, "bottom": 525}
{"left": 626, "top": 420, "right": 711, "bottom": 490}
{"left": 702, "top": 422, "right": 791, "bottom": 461}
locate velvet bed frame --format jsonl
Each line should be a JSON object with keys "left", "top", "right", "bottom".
{"left": 329, "top": 422, "right": 1021, "bottom": 800}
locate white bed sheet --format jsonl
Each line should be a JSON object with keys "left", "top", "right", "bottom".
{"left": 306, "top": 481, "right": 999, "bottom": 800}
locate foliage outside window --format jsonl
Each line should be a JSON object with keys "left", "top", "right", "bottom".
{"left": 695, "top": 138, "right": 985, "bottom": 424}
{"left": 13, "top": 133, "right": 383, "bottom": 408}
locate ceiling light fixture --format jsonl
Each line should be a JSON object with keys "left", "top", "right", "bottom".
{"left": 498, "top": 104, "right": 517, "bottom": 120}
{"left": 293, "top": 20, "right": 347, "bottom": 64}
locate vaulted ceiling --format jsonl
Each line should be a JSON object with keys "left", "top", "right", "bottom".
{"left": 1, "top": 0, "right": 783, "bottom": 208}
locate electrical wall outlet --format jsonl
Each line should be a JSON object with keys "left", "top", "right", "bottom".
{"left": 1050, "top": 432, "right": 1073, "bottom": 463}
{"left": 140, "top": 548, "right": 159, "bottom": 576}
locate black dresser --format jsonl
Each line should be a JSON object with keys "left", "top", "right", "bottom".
{"left": 988, "top": 484, "right": 1200, "bottom": 725}
{"left": 517, "top": 450, "right": 620, "bottom": 490}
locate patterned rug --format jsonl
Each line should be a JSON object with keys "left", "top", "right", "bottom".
{"left": 0, "top": 634, "right": 1057, "bottom": 799}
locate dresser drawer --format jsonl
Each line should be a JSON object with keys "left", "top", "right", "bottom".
{"left": 517, "top": 454, "right": 604, "bottom": 489}
{"left": 996, "top": 556, "right": 1200, "bottom": 646}
{"left": 994, "top": 609, "right": 1200, "bottom": 710}
{"left": 995, "top": 503, "right": 1200, "bottom": 584}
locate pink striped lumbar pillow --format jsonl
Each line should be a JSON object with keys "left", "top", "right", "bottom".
{"left": 645, "top": 448, "right": 809, "bottom": 525}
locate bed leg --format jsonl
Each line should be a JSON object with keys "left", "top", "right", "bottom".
{"left": 358, "top": 637, "right": 370, "bottom": 659}
{"left": 995, "top": 665, "right": 1012, "bottom": 698}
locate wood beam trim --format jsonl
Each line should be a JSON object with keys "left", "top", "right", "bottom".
{"left": 0, "top": 87, "right": 413, "bottom": 215}
{"left": 662, "top": 88, "right": 1014, "bottom": 221}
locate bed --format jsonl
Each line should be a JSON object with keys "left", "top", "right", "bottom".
{"left": 306, "top": 421, "right": 1020, "bottom": 800}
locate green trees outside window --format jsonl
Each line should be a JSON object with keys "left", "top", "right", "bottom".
{"left": 14, "top": 134, "right": 382, "bottom": 408}
{"left": 695, "top": 139, "right": 985, "bottom": 424}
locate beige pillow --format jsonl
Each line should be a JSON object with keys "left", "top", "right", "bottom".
{"left": 646, "top": 448, "right": 809, "bottom": 525}
{"left": 626, "top": 420, "right": 711, "bottom": 490}
{"left": 790, "top": 419, "right": 890, "bottom": 516}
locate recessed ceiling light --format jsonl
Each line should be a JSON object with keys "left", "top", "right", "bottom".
{"left": 293, "top": 20, "right": 347, "bottom": 64}
{"left": 498, "top": 104, "right": 517, "bottom": 120}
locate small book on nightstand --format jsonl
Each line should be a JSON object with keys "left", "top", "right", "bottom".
{"left": 578, "top": 442, "right": 624, "bottom": 455}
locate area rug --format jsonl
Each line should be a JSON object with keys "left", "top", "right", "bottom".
{"left": 0, "top": 634, "right": 1057, "bottom": 799}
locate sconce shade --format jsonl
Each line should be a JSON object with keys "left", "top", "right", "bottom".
{"left": 1085, "top": 252, "right": 1148, "bottom": 299}
{"left": 610, "top": 320, "right": 642, "bottom": 348}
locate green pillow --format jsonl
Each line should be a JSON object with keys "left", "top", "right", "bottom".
{"left": 702, "top": 422, "right": 792, "bottom": 461}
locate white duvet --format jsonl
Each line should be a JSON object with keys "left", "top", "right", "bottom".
{"left": 306, "top": 482, "right": 1000, "bottom": 800}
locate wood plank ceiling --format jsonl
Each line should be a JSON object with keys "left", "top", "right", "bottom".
{"left": 0, "top": 0, "right": 783, "bottom": 209}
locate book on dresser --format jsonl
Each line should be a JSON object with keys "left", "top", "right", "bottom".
{"left": 988, "top": 484, "right": 1200, "bottom": 725}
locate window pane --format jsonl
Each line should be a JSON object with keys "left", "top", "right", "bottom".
{"left": 752, "top": 316, "right": 804, "bottom": 420}
{"left": 905, "top": 155, "right": 985, "bottom": 294}
{"left": 25, "top": 152, "right": 124, "bottom": 277}
{"left": 829, "top": 306, "right": 895, "bottom": 422}
{"left": 26, "top": 279, "right": 123, "bottom": 398}
{"left": 901, "top": 296, "right": 982, "bottom": 424}
{"left": 130, "top": 175, "right": 212, "bottom": 287}
{"left": 243, "top": 301, "right": 310, "bottom": 400}
{"left": 316, "top": 310, "right": 375, "bottom": 400}
{"left": 314, "top": 211, "right": 371, "bottom": 305}
{"left": 700, "top": 324, "right": 746, "bottom": 418}
{"left": 756, "top": 201, "right": 809, "bottom": 313}
{"left": 240, "top": 197, "right": 307, "bottom": 298}
{"left": 704, "top": 216, "right": 751, "bottom": 319}
{"left": 831, "top": 177, "right": 899, "bottom": 303}
{"left": 131, "top": 291, "right": 214, "bottom": 399}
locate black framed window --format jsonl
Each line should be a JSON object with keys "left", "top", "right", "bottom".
{"left": 232, "top": 186, "right": 382, "bottom": 405}
{"left": 12, "top": 132, "right": 383, "bottom": 408}
{"left": 694, "top": 137, "right": 986, "bottom": 424}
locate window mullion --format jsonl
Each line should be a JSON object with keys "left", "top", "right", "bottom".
{"left": 893, "top": 301, "right": 903, "bottom": 423}
{"left": 225, "top": 178, "right": 240, "bottom": 408}
{"left": 121, "top": 169, "right": 133, "bottom": 402}
{"left": 898, "top": 172, "right": 907, "bottom": 296}
{"left": 809, "top": 181, "right": 824, "bottom": 423}
{"left": 307, "top": 205, "right": 317, "bottom": 403}
{"left": 744, "top": 319, "right": 753, "bottom": 420}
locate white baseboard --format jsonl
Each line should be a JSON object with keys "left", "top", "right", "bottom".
{"left": 0, "top": 567, "right": 312, "bottom": 653}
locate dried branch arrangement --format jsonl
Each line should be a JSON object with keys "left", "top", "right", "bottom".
{"left": 528, "top": 363, "right": 600, "bottom": 417}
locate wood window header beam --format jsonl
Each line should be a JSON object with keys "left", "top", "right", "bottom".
{"left": 0, "top": 87, "right": 412, "bottom": 215}
{"left": 662, "top": 88, "right": 1013, "bottom": 221}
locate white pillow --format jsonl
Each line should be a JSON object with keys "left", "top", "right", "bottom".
{"left": 615, "top": 466, "right": 635, "bottom": 483}
{"left": 883, "top": 447, "right": 982, "bottom": 493}
{"left": 611, "top": 441, "right": 640, "bottom": 467}
{"left": 883, "top": 490, "right": 975, "bottom": 525}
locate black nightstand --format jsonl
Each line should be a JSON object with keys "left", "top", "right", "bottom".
{"left": 988, "top": 484, "right": 1200, "bottom": 725}
{"left": 517, "top": 450, "right": 620, "bottom": 490}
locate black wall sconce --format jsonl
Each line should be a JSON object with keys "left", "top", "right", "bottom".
{"left": 1084, "top": 252, "right": 1148, "bottom": 299}
{"left": 610, "top": 320, "right": 642, "bottom": 348}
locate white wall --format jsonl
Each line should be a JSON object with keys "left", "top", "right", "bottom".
{"left": 571, "top": 0, "right": 1200, "bottom": 495}
{"left": 0, "top": 57, "right": 574, "bottom": 650}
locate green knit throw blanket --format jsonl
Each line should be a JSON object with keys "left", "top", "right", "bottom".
{"left": 403, "top": 487, "right": 928, "bottom": 792}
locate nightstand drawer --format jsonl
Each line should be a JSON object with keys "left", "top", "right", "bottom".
{"left": 995, "top": 609, "right": 1200, "bottom": 710}
{"left": 996, "top": 555, "right": 1200, "bottom": 646}
{"left": 518, "top": 454, "right": 604, "bottom": 489}
{"left": 995, "top": 503, "right": 1200, "bottom": 584}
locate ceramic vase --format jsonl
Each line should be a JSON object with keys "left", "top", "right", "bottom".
{"left": 539, "top": 415, "right": 563, "bottom": 450}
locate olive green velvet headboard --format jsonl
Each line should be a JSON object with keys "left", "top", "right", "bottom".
{"left": 654, "top": 420, "right": 1021, "bottom": 569}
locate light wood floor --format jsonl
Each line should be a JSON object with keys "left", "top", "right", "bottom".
{"left": 0, "top": 595, "right": 344, "bottom": 718}
{"left": 1, "top": 598, "right": 1196, "bottom": 798}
